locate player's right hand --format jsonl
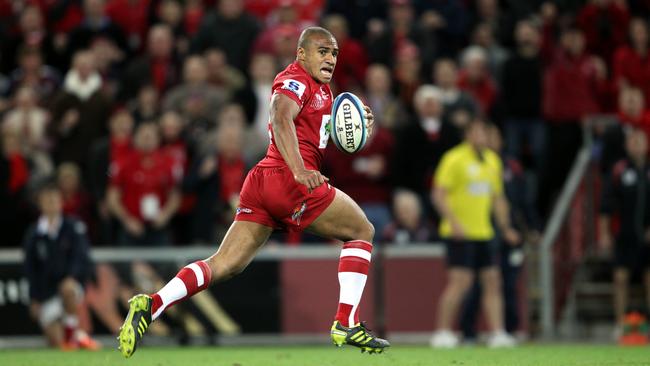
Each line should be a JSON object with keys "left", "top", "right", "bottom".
{"left": 293, "top": 169, "right": 329, "bottom": 192}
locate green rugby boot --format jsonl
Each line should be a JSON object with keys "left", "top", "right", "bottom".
{"left": 330, "top": 320, "right": 390, "bottom": 354}
{"left": 118, "top": 294, "right": 152, "bottom": 358}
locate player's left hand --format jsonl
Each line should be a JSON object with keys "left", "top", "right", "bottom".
{"left": 363, "top": 105, "right": 374, "bottom": 137}
{"left": 503, "top": 227, "right": 521, "bottom": 246}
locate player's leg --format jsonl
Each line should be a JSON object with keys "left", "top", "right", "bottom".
{"left": 480, "top": 266, "right": 513, "bottom": 347}
{"left": 305, "top": 189, "right": 389, "bottom": 353}
{"left": 431, "top": 240, "right": 475, "bottom": 348}
{"left": 118, "top": 221, "right": 272, "bottom": 358}
{"left": 437, "top": 268, "right": 475, "bottom": 329}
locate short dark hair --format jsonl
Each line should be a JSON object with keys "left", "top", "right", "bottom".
{"left": 297, "top": 27, "right": 335, "bottom": 49}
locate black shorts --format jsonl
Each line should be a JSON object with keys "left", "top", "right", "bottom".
{"left": 445, "top": 239, "right": 498, "bottom": 270}
{"left": 615, "top": 243, "right": 650, "bottom": 272}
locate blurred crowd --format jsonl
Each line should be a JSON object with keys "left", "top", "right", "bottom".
{"left": 1, "top": 0, "right": 648, "bottom": 247}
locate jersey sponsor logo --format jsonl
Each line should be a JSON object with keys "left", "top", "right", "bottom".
{"left": 236, "top": 207, "right": 253, "bottom": 215}
{"left": 311, "top": 93, "right": 324, "bottom": 109}
{"left": 291, "top": 201, "right": 307, "bottom": 226}
{"left": 467, "top": 181, "right": 491, "bottom": 196}
{"left": 281, "top": 79, "right": 306, "bottom": 99}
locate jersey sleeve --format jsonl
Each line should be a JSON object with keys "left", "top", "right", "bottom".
{"left": 272, "top": 73, "right": 311, "bottom": 108}
{"left": 434, "top": 152, "right": 457, "bottom": 190}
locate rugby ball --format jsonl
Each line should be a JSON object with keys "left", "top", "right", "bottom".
{"left": 330, "top": 92, "right": 368, "bottom": 154}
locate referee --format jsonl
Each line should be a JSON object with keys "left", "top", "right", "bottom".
{"left": 429, "top": 119, "right": 520, "bottom": 348}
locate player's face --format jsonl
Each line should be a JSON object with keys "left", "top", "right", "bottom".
{"left": 300, "top": 35, "right": 338, "bottom": 83}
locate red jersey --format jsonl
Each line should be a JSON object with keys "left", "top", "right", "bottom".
{"left": 109, "top": 150, "right": 181, "bottom": 222}
{"left": 258, "top": 61, "right": 333, "bottom": 170}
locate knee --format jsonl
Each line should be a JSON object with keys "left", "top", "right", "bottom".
{"left": 356, "top": 220, "right": 375, "bottom": 243}
{"left": 206, "top": 256, "right": 247, "bottom": 282}
{"left": 59, "top": 277, "right": 79, "bottom": 298}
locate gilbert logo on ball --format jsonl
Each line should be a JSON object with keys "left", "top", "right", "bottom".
{"left": 330, "top": 92, "right": 368, "bottom": 154}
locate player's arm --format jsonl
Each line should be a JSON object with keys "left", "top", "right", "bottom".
{"left": 432, "top": 186, "right": 465, "bottom": 240}
{"left": 492, "top": 193, "right": 520, "bottom": 245}
{"left": 270, "top": 92, "right": 328, "bottom": 191}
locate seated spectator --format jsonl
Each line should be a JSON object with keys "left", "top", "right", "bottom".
{"left": 129, "top": 85, "right": 161, "bottom": 125}
{"left": 251, "top": 3, "right": 304, "bottom": 65}
{"left": 433, "top": 58, "right": 478, "bottom": 128}
{"left": 381, "top": 189, "right": 435, "bottom": 245}
{"left": 234, "top": 53, "right": 276, "bottom": 160}
{"left": 66, "top": 0, "right": 129, "bottom": 65}
{"left": 88, "top": 110, "right": 134, "bottom": 245}
{"left": 203, "top": 48, "right": 247, "bottom": 97}
{"left": 323, "top": 113, "right": 394, "bottom": 235}
{"left": 58, "top": 162, "right": 93, "bottom": 230}
{"left": 365, "top": 63, "right": 406, "bottom": 130}
{"left": 599, "top": 128, "right": 650, "bottom": 339}
{"left": 470, "top": 22, "right": 508, "bottom": 82}
{"left": 163, "top": 55, "right": 228, "bottom": 126}
{"left": 394, "top": 42, "right": 422, "bottom": 109}
{"left": 457, "top": 46, "right": 498, "bottom": 117}
{"left": 1, "top": 5, "right": 63, "bottom": 73}
{"left": 119, "top": 25, "right": 180, "bottom": 102}
{"left": 322, "top": 14, "right": 368, "bottom": 92}
{"left": 49, "top": 50, "right": 111, "bottom": 172}
{"left": 107, "top": 122, "right": 181, "bottom": 246}
{"left": 184, "top": 0, "right": 205, "bottom": 37}
{"left": 190, "top": 0, "right": 260, "bottom": 73}
{"left": 8, "top": 47, "right": 61, "bottom": 100}
{"left": 1, "top": 128, "right": 31, "bottom": 246}
{"left": 155, "top": 0, "right": 192, "bottom": 55}
{"left": 23, "top": 183, "right": 99, "bottom": 350}
{"left": 3, "top": 86, "right": 49, "bottom": 153}
{"left": 183, "top": 113, "right": 247, "bottom": 242}
{"left": 613, "top": 18, "right": 650, "bottom": 105}
{"left": 392, "top": 85, "right": 460, "bottom": 197}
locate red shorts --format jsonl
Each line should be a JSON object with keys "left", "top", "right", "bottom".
{"left": 235, "top": 165, "right": 336, "bottom": 232}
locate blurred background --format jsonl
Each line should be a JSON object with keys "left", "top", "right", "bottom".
{"left": 0, "top": 0, "right": 648, "bottom": 348}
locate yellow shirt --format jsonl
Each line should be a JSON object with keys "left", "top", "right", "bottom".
{"left": 434, "top": 142, "right": 503, "bottom": 240}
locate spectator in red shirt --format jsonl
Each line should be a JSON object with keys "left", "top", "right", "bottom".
{"left": 322, "top": 14, "right": 368, "bottom": 92}
{"left": 107, "top": 122, "right": 181, "bottom": 246}
{"left": 577, "top": 0, "right": 629, "bottom": 64}
{"left": 394, "top": 42, "right": 422, "bottom": 110}
{"left": 613, "top": 18, "right": 650, "bottom": 105}
{"left": 541, "top": 26, "right": 610, "bottom": 214}
{"left": 105, "top": 0, "right": 151, "bottom": 52}
{"left": 323, "top": 107, "right": 395, "bottom": 235}
{"left": 88, "top": 109, "right": 134, "bottom": 245}
{"left": 457, "top": 45, "right": 498, "bottom": 117}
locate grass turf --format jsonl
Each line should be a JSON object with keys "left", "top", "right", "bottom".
{"left": 3, "top": 345, "right": 650, "bottom": 366}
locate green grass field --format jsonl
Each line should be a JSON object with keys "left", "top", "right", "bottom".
{"left": 3, "top": 345, "right": 650, "bottom": 366}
